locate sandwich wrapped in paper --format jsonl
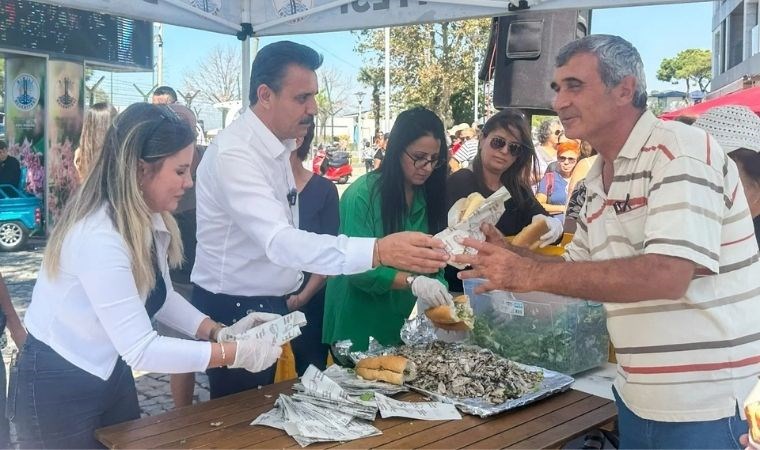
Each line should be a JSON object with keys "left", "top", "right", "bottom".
{"left": 745, "top": 378, "right": 760, "bottom": 447}
{"left": 436, "top": 187, "right": 511, "bottom": 269}
{"left": 425, "top": 294, "right": 474, "bottom": 331}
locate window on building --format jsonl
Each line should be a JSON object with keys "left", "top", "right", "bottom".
{"left": 727, "top": 3, "right": 745, "bottom": 69}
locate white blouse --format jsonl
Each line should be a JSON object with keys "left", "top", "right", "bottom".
{"left": 25, "top": 205, "right": 211, "bottom": 380}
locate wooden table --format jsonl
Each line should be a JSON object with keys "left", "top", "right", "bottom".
{"left": 96, "top": 381, "right": 617, "bottom": 449}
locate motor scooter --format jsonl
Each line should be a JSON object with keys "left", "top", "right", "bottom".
{"left": 312, "top": 148, "right": 352, "bottom": 184}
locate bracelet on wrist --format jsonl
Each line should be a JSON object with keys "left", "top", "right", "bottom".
{"left": 219, "top": 342, "right": 227, "bottom": 366}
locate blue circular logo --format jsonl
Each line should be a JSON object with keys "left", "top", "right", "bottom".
{"left": 12, "top": 73, "right": 40, "bottom": 111}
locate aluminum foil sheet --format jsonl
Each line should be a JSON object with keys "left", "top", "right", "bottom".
{"left": 335, "top": 316, "right": 574, "bottom": 418}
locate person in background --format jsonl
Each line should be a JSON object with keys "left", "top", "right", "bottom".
{"left": 563, "top": 142, "right": 598, "bottom": 234}
{"left": 361, "top": 140, "right": 375, "bottom": 173}
{"left": 0, "top": 272, "right": 27, "bottom": 449}
{"left": 323, "top": 107, "right": 452, "bottom": 353}
{"left": 158, "top": 104, "right": 204, "bottom": 409}
{"left": 456, "top": 34, "right": 758, "bottom": 449}
{"left": 191, "top": 41, "right": 448, "bottom": 399}
{"left": 74, "top": 102, "right": 118, "bottom": 182}
{"left": 534, "top": 118, "right": 564, "bottom": 182}
{"left": 9, "top": 103, "right": 283, "bottom": 448}
{"left": 0, "top": 140, "right": 21, "bottom": 187}
{"left": 445, "top": 109, "right": 562, "bottom": 292}
{"left": 449, "top": 127, "right": 478, "bottom": 172}
{"left": 535, "top": 139, "right": 580, "bottom": 224}
{"left": 288, "top": 123, "right": 337, "bottom": 374}
{"left": 151, "top": 86, "right": 178, "bottom": 105}
{"left": 373, "top": 132, "right": 388, "bottom": 170}
{"left": 694, "top": 105, "right": 760, "bottom": 248}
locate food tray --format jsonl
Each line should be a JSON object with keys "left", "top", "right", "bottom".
{"left": 346, "top": 340, "right": 573, "bottom": 418}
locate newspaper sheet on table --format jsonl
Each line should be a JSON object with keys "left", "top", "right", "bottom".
{"left": 251, "top": 365, "right": 381, "bottom": 447}
{"left": 436, "top": 186, "right": 510, "bottom": 269}
{"left": 374, "top": 393, "right": 461, "bottom": 420}
{"left": 339, "top": 316, "right": 574, "bottom": 418}
{"left": 237, "top": 310, "right": 307, "bottom": 345}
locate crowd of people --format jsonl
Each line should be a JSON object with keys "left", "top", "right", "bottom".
{"left": 0, "top": 33, "right": 757, "bottom": 449}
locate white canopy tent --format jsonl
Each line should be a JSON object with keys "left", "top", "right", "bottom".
{"left": 32, "top": 0, "right": 709, "bottom": 107}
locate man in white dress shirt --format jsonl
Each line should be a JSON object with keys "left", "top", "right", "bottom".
{"left": 192, "top": 41, "right": 449, "bottom": 398}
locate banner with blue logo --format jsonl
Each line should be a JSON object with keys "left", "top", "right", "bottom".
{"left": 46, "top": 59, "right": 84, "bottom": 227}
{"left": 5, "top": 56, "right": 46, "bottom": 200}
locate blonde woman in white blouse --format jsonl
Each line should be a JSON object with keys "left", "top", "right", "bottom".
{"left": 10, "top": 103, "right": 282, "bottom": 449}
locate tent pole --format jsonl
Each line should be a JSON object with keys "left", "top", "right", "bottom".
{"left": 241, "top": 1, "right": 252, "bottom": 111}
{"left": 384, "top": 27, "right": 390, "bottom": 133}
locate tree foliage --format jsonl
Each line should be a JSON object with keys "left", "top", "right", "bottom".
{"left": 354, "top": 19, "right": 491, "bottom": 128}
{"left": 656, "top": 49, "right": 712, "bottom": 94}
{"left": 358, "top": 66, "right": 384, "bottom": 135}
{"left": 183, "top": 44, "right": 241, "bottom": 124}
{"left": 316, "top": 67, "right": 349, "bottom": 142}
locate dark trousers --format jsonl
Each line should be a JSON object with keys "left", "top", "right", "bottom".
{"left": 289, "top": 282, "right": 330, "bottom": 376}
{"left": 192, "top": 285, "right": 289, "bottom": 399}
{"left": 9, "top": 334, "right": 140, "bottom": 449}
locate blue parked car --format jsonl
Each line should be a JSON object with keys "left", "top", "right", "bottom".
{"left": 0, "top": 167, "right": 42, "bottom": 251}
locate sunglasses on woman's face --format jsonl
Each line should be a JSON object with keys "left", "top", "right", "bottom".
{"left": 558, "top": 156, "right": 577, "bottom": 163}
{"left": 554, "top": 129, "right": 564, "bottom": 136}
{"left": 488, "top": 136, "right": 524, "bottom": 155}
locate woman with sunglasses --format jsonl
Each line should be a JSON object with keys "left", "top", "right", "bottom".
{"left": 536, "top": 140, "right": 581, "bottom": 224}
{"left": 323, "top": 107, "right": 451, "bottom": 353}
{"left": 9, "top": 104, "right": 283, "bottom": 448}
{"left": 446, "top": 109, "right": 562, "bottom": 293}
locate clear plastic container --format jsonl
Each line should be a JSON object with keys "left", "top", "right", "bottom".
{"left": 463, "top": 278, "right": 609, "bottom": 375}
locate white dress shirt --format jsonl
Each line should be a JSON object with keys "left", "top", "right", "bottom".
{"left": 25, "top": 205, "right": 211, "bottom": 380}
{"left": 192, "top": 108, "right": 375, "bottom": 297}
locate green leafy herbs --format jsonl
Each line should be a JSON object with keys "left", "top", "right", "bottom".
{"left": 470, "top": 301, "right": 608, "bottom": 374}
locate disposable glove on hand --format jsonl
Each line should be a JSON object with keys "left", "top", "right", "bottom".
{"left": 216, "top": 312, "right": 282, "bottom": 342}
{"left": 411, "top": 276, "right": 453, "bottom": 310}
{"left": 532, "top": 214, "right": 563, "bottom": 248}
{"left": 229, "top": 336, "right": 282, "bottom": 373}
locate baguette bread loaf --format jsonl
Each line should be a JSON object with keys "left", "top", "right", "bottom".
{"left": 459, "top": 192, "right": 485, "bottom": 222}
{"left": 511, "top": 220, "right": 550, "bottom": 249}
{"left": 744, "top": 379, "right": 760, "bottom": 446}
{"left": 355, "top": 355, "right": 417, "bottom": 385}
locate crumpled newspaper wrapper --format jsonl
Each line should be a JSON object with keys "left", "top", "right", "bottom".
{"left": 436, "top": 187, "right": 511, "bottom": 269}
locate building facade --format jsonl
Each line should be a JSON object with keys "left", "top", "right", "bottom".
{"left": 712, "top": 0, "right": 760, "bottom": 95}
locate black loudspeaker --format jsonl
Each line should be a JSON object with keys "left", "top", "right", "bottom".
{"left": 485, "top": 9, "right": 591, "bottom": 114}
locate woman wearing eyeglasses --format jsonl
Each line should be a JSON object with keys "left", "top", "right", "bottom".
{"left": 322, "top": 107, "right": 451, "bottom": 353}
{"left": 446, "top": 109, "right": 562, "bottom": 293}
{"left": 536, "top": 140, "right": 581, "bottom": 224}
{"left": 9, "top": 104, "right": 283, "bottom": 448}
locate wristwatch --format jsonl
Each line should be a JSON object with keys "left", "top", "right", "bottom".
{"left": 405, "top": 274, "right": 419, "bottom": 288}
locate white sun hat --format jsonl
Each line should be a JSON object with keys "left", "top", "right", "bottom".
{"left": 693, "top": 105, "right": 760, "bottom": 154}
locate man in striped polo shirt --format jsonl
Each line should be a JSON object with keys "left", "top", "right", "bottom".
{"left": 457, "top": 34, "right": 759, "bottom": 448}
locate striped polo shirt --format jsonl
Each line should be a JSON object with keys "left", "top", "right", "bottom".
{"left": 564, "top": 111, "right": 760, "bottom": 422}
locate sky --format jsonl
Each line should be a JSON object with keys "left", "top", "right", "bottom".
{"left": 94, "top": 1, "right": 714, "bottom": 129}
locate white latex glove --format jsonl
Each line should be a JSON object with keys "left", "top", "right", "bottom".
{"left": 229, "top": 336, "right": 283, "bottom": 373}
{"left": 216, "top": 312, "right": 282, "bottom": 343}
{"left": 532, "top": 214, "right": 563, "bottom": 248}
{"left": 411, "top": 276, "right": 453, "bottom": 310}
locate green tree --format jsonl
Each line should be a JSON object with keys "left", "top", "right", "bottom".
{"left": 656, "top": 49, "right": 712, "bottom": 95}
{"left": 354, "top": 19, "right": 491, "bottom": 127}
{"left": 357, "top": 67, "right": 384, "bottom": 134}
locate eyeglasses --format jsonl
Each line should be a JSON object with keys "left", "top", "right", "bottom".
{"left": 488, "top": 136, "right": 524, "bottom": 155}
{"left": 554, "top": 129, "right": 564, "bottom": 136}
{"left": 404, "top": 150, "right": 444, "bottom": 169}
{"left": 558, "top": 156, "right": 577, "bottom": 163}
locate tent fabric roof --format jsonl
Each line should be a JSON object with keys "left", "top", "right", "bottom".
{"left": 30, "top": 0, "right": 707, "bottom": 37}
{"left": 659, "top": 87, "right": 760, "bottom": 120}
